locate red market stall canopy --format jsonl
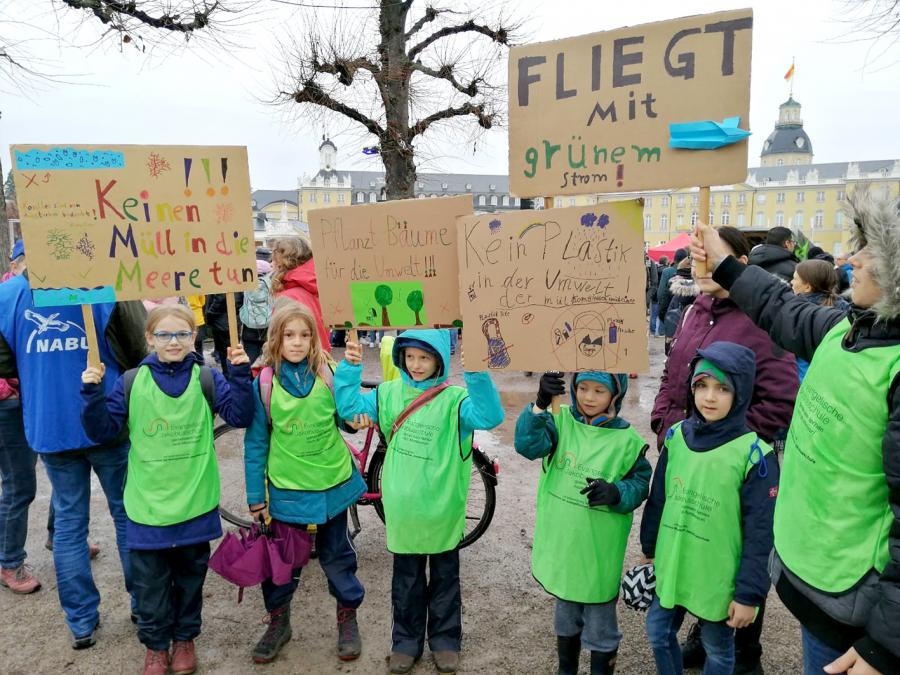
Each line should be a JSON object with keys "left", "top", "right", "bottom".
{"left": 647, "top": 232, "right": 692, "bottom": 263}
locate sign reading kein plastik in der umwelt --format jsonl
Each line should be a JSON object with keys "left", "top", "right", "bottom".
{"left": 10, "top": 145, "right": 256, "bottom": 306}
{"left": 508, "top": 8, "right": 752, "bottom": 197}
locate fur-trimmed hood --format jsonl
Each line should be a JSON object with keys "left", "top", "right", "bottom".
{"left": 669, "top": 273, "right": 699, "bottom": 298}
{"left": 845, "top": 186, "right": 900, "bottom": 321}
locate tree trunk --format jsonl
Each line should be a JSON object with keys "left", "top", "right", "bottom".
{"left": 381, "top": 305, "right": 391, "bottom": 326}
{"left": 414, "top": 310, "right": 422, "bottom": 325}
{"left": 0, "top": 155, "right": 9, "bottom": 276}
{"left": 377, "top": 0, "right": 416, "bottom": 200}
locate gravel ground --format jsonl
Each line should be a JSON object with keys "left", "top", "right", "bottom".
{"left": 0, "top": 336, "right": 804, "bottom": 673}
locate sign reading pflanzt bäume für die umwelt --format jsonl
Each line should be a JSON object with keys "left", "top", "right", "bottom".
{"left": 508, "top": 9, "right": 753, "bottom": 197}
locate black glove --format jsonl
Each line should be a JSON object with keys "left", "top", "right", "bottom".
{"left": 536, "top": 371, "right": 566, "bottom": 410}
{"left": 580, "top": 477, "right": 620, "bottom": 507}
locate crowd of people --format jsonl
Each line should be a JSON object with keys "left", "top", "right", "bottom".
{"left": 0, "top": 188, "right": 897, "bottom": 675}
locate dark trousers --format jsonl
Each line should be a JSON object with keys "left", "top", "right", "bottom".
{"left": 261, "top": 510, "right": 364, "bottom": 612}
{"left": 0, "top": 399, "right": 37, "bottom": 569}
{"left": 240, "top": 325, "right": 267, "bottom": 366}
{"left": 131, "top": 542, "right": 210, "bottom": 651}
{"left": 391, "top": 549, "right": 462, "bottom": 657}
{"left": 735, "top": 597, "right": 765, "bottom": 663}
{"left": 210, "top": 325, "right": 230, "bottom": 376}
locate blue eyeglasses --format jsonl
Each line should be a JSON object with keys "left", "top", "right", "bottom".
{"left": 152, "top": 330, "right": 194, "bottom": 344}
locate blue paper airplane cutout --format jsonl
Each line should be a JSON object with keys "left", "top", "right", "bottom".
{"left": 669, "top": 117, "right": 751, "bottom": 150}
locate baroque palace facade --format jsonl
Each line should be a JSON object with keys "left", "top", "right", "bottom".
{"left": 252, "top": 101, "right": 899, "bottom": 256}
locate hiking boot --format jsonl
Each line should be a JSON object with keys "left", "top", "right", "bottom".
{"left": 142, "top": 648, "right": 170, "bottom": 675}
{"left": 252, "top": 606, "right": 292, "bottom": 664}
{"left": 433, "top": 650, "right": 460, "bottom": 673}
{"left": 590, "top": 649, "right": 617, "bottom": 675}
{"left": 45, "top": 538, "right": 101, "bottom": 559}
{"left": 171, "top": 640, "right": 197, "bottom": 675}
{"left": 735, "top": 659, "right": 765, "bottom": 675}
{"left": 0, "top": 564, "right": 41, "bottom": 594}
{"left": 681, "top": 621, "right": 705, "bottom": 669}
{"left": 388, "top": 651, "right": 416, "bottom": 674}
{"left": 557, "top": 635, "right": 581, "bottom": 675}
{"left": 72, "top": 620, "right": 99, "bottom": 650}
{"left": 336, "top": 604, "right": 361, "bottom": 660}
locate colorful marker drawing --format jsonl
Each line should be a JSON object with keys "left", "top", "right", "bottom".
{"left": 482, "top": 318, "right": 511, "bottom": 369}
{"left": 349, "top": 281, "right": 427, "bottom": 327}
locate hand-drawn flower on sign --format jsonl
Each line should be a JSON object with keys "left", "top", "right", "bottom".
{"left": 215, "top": 202, "right": 234, "bottom": 224}
{"left": 47, "top": 229, "right": 74, "bottom": 260}
{"left": 146, "top": 152, "right": 171, "bottom": 178}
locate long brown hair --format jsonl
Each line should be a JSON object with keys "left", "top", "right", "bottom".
{"left": 262, "top": 297, "right": 330, "bottom": 376}
{"left": 270, "top": 236, "right": 314, "bottom": 295}
{"left": 795, "top": 259, "right": 840, "bottom": 306}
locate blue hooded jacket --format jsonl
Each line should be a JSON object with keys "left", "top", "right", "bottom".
{"left": 334, "top": 328, "right": 504, "bottom": 443}
{"left": 513, "top": 371, "right": 651, "bottom": 514}
{"left": 640, "top": 341, "right": 780, "bottom": 607}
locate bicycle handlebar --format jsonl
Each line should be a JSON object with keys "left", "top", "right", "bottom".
{"left": 360, "top": 379, "right": 380, "bottom": 390}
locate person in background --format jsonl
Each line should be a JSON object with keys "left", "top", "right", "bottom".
{"left": 747, "top": 227, "right": 798, "bottom": 283}
{"left": 790, "top": 259, "right": 850, "bottom": 382}
{"left": 647, "top": 255, "right": 661, "bottom": 337}
{"left": 662, "top": 256, "right": 699, "bottom": 356}
{"left": 658, "top": 250, "right": 688, "bottom": 327}
{"left": 187, "top": 295, "right": 206, "bottom": 357}
{"left": 0, "top": 241, "right": 148, "bottom": 649}
{"left": 270, "top": 236, "right": 330, "bottom": 353}
{"left": 691, "top": 189, "right": 900, "bottom": 674}
{"left": 834, "top": 253, "right": 853, "bottom": 294}
{"left": 239, "top": 259, "right": 273, "bottom": 365}
{"left": 204, "top": 293, "right": 244, "bottom": 376}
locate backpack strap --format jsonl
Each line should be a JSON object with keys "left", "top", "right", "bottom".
{"left": 123, "top": 364, "right": 215, "bottom": 414}
{"left": 259, "top": 366, "right": 275, "bottom": 426}
{"left": 391, "top": 381, "right": 451, "bottom": 437}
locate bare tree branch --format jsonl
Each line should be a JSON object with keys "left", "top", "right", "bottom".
{"left": 59, "top": 0, "right": 221, "bottom": 34}
{"left": 282, "top": 79, "right": 385, "bottom": 137}
{"left": 411, "top": 60, "right": 480, "bottom": 96}
{"left": 312, "top": 54, "right": 380, "bottom": 85}
{"left": 411, "top": 100, "right": 494, "bottom": 136}
{"left": 405, "top": 5, "right": 444, "bottom": 39}
{"left": 408, "top": 18, "right": 508, "bottom": 60}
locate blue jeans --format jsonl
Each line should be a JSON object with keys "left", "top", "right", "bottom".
{"left": 801, "top": 627, "right": 844, "bottom": 675}
{"left": 261, "top": 510, "right": 364, "bottom": 612}
{"left": 650, "top": 302, "right": 661, "bottom": 335}
{"left": 555, "top": 597, "right": 621, "bottom": 652}
{"left": 41, "top": 444, "right": 132, "bottom": 638}
{"left": 646, "top": 598, "right": 735, "bottom": 675}
{"left": 0, "top": 399, "right": 37, "bottom": 569}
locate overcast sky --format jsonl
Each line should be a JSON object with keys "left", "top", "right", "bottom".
{"left": 1, "top": 0, "right": 897, "bottom": 189}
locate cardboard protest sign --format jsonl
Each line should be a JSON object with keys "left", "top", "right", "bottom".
{"left": 308, "top": 196, "right": 472, "bottom": 329}
{"left": 457, "top": 201, "right": 648, "bottom": 373}
{"left": 508, "top": 8, "right": 752, "bottom": 197}
{"left": 10, "top": 145, "right": 255, "bottom": 306}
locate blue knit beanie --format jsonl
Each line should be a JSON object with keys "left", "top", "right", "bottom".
{"left": 574, "top": 372, "right": 616, "bottom": 393}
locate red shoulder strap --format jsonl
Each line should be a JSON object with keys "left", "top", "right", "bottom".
{"left": 259, "top": 367, "right": 274, "bottom": 426}
{"left": 391, "top": 381, "right": 451, "bottom": 437}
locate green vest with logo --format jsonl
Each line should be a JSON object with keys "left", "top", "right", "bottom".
{"left": 532, "top": 405, "right": 645, "bottom": 603}
{"left": 125, "top": 365, "right": 218, "bottom": 526}
{"left": 268, "top": 375, "right": 352, "bottom": 491}
{"left": 655, "top": 425, "right": 761, "bottom": 621}
{"left": 775, "top": 319, "right": 900, "bottom": 592}
{"left": 377, "top": 378, "right": 471, "bottom": 554}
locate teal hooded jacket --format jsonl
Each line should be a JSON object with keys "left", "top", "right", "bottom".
{"left": 334, "top": 328, "right": 504, "bottom": 440}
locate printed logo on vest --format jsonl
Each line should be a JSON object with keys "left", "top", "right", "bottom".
{"left": 144, "top": 417, "right": 170, "bottom": 436}
{"left": 555, "top": 451, "right": 578, "bottom": 470}
{"left": 24, "top": 309, "right": 88, "bottom": 354}
{"left": 667, "top": 476, "right": 685, "bottom": 498}
{"left": 281, "top": 418, "right": 306, "bottom": 434}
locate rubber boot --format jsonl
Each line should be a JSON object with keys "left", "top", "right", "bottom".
{"left": 557, "top": 635, "right": 581, "bottom": 675}
{"left": 252, "top": 606, "right": 292, "bottom": 664}
{"left": 681, "top": 621, "right": 706, "bottom": 669}
{"left": 336, "top": 604, "right": 362, "bottom": 660}
{"left": 590, "top": 648, "right": 617, "bottom": 674}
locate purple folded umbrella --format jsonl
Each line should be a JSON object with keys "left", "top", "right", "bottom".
{"left": 209, "top": 519, "right": 312, "bottom": 592}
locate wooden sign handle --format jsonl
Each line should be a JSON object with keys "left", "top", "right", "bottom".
{"left": 546, "top": 196, "right": 559, "bottom": 412}
{"left": 348, "top": 329, "right": 358, "bottom": 343}
{"left": 226, "top": 293, "right": 239, "bottom": 347}
{"left": 694, "top": 186, "right": 710, "bottom": 278}
{"left": 80, "top": 305, "right": 102, "bottom": 369}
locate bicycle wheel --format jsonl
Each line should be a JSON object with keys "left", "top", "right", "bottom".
{"left": 214, "top": 423, "right": 252, "bottom": 528}
{"left": 367, "top": 448, "right": 497, "bottom": 549}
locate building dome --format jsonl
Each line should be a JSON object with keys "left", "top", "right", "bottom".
{"left": 759, "top": 97, "right": 813, "bottom": 166}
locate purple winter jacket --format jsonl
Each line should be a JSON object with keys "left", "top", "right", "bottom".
{"left": 650, "top": 293, "right": 798, "bottom": 450}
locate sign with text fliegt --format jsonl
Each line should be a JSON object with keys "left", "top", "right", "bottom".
{"left": 508, "top": 8, "right": 753, "bottom": 197}
{"left": 10, "top": 145, "right": 255, "bottom": 306}
{"left": 457, "top": 201, "right": 648, "bottom": 373}
{"left": 308, "top": 196, "right": 472, "bottom": 330}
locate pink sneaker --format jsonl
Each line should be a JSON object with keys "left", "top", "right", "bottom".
{"left": 0, "top": 564, "right": 41, "bottom": 594}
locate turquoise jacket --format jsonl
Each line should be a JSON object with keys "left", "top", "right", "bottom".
{"left": 243, "top": 358, "right": 366, "bottom": 526}
{"left": 514, "top": 372, "right": 651, "bottom": 514}
{"left": 334, "top": 328, "right": 504, "bottom": 441}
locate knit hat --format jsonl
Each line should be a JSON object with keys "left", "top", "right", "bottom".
{"left": 691, "top": 358, "right": 734, "bottom": 391}
{"left": 9, "top": 239, "right": 24, "bottom": 261}
{"left": 574, "top": 372, "right": 615, "bottom": 393}
{"left": 256, "top": 259, "right": 272, "bottom": 275}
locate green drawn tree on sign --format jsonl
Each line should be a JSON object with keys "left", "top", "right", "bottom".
{"left": 406, "top": 290, "right": 424, "bottom": 325}
{"left": 375, "top": 284, "right": 393, "bottom": 326}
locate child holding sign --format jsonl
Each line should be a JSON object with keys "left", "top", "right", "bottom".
{"left": 335, "top": 329, "right": 503, "bottom": 674}
{"left": 640, "top": 342, "right": 778, "bottom": 675}
{"left": 243, "top": 299, "right": 368, "bottom": 665}
{"left": 80, "top": 304, "right": 254, "bottom": 675}
{"left": 514, "top": 371, "right": 650, "bottom": 675}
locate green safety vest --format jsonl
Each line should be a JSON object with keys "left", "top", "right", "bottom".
{"left": 267, "top": 374, "right": 352, "bottom": 491}
{"left": 125, "top": 365, "right": 218, "bottom": 526}
{"left": 532, "top": 405, "right": 645, "bottom": 603}
{"left": 775, "top": 319, "right": 900, "bottom": 592}
{"left": 655, "top": 426, "right": 761, "bottom": 621}
{"left": 377, "top": 379, "right": 471, "bottom": 554}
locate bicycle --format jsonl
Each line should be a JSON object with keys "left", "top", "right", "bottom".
{"left": 214, "top": 380, "right": 499, "bottom": 549}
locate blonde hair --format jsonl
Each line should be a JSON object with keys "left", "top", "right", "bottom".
{"left": 145, "top": 304, "right": 196, "bottom": 334}
{"left": 263, "top": 297, "right": 330, "bottom": 376}
{"left": 270, "top": 236, "right": 314, "bottom": 295}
